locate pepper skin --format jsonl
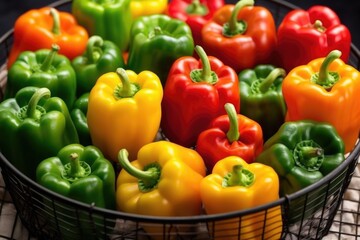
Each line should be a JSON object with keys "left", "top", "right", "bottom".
{"left": 131, "top": 0, "right": 168, "bottom": 19}
{"left": 36, "top": 143, "right": 116, "bottom": 209}
{"left": 256, "top": 120, "right": 345, "bottom": 196}
{"left": 126, "top": 14, "right": 194, "bottom": 85}
{"left": 201, "top": 0, "right": 277, "bottom": 73}
{"left": 5, "top": 44, "right": 77, "bottom": 109}
{"left": 196, "top": 103, "right": 263, "bottom": 173}
{"left": 72, "top": 35, "right": 125, "bottom": 97}
{"left": 238, "top": 65, "right": 286, "bottom": 141}
{"left": 87, "top": 68, "right": 163, "bottom": 162}
{"left": 276, "top": 5, "right": 351, "bottom": 72}
{"left": 0, "top": 87, "right": 79, "bottom": 180}
{"left": 72, "top": 0, "right": 132, "bottom": 52}
{"left": 166, "top": 0, "right": 225, "bottom": 46}
{"left": 282, "top": 50, "right": 360, "bottom": 153}
{"left": 201, "top": 156, "right": 282, "bottom": 240}
{"left": 70, "top": 93, "right": 92, "bottom": 146}
{"left": 161, "top": 46, "right": 240, "bottom": 148}
{"left": 7, "top": 7, "right": 88, "bottom": 69}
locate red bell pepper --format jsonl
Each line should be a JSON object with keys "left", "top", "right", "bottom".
{"left": 276, "top": 5, "right": 351, "bottom": 73}
{"left": 161, "top": 45, "right": 240, "bottom": 148}
{"left": 201, "top": 0, "right": 277, "bottom": 73}
{"left": 196, "top": 103, "right": 263, "bottom": 173}
{"left": 166, "top": 0, "right": 225, "bottom": 47}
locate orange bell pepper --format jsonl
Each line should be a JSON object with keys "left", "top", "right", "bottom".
{"left": 200, "top": 156, "right": 282, "bottom": 240}
{"left": 282, "top": 50, "right": 360, "bottom": 153}
{"left": 7, "top": 7, "right": 88, "bottom": 69}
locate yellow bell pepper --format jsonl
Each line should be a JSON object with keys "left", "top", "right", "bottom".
{"left": 116, "top": 141, "right": 206, "bottom": 236}
{"left": 200, "top": 156, "right": 282, "bottom": 240}
{"left": 130, "top": 0, "right": 168, "bottom": 19}
{"left": 87, "top": 68, "right": 163, "bottom": 162}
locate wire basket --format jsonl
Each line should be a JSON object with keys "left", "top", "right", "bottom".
{"left": 1, "top": 0, "right": 360, "bottom": 239}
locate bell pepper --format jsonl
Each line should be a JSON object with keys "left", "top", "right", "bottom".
{"left": 161, "top": 45, "right": 240, "bottom": 148}
{"left": 130, "top": 0, "right": 168, "bottom": 19}
{"left": 256, "top": 120, "right": 345, "bottom": 196}
{"left": 87, "top": 68, "right": 163, "bottom": 162}
{"left": 71, "top": 0, "right": 132, "bottom": 52}
{"left": 7, "top": 7, "right": 88, "bottom": 69}
{"left": 201, "top": 0, "right": 277, "bottom": 73}
{"left": 116, "top": 141, "right": 206, "bottom": 234}
{"left": 5, "top": 44, "right": 77, "bottom": 109}
{"left": 201, "top": 156, "right": 282, "bottom": 240}
{"left": 72, "top": 35, "right": 125, "bottom": 97}
{"left": 282, "top": 50, "right": 360, "bottom": 153}
{"left": 36, "top": 143, "right": 115, "bottom": 209}
{"left": 238, "top": 65, "right": 286, "bottom": 141}
{"left": 126, "top": 14, "right": 194, "bottom": 85}
{"left": 0, "top": 87, "right": 79, "bottom": 180}
{"left": 196, "top": 103, "right": 263, "bottom": 173}
{"left": 71, "top": 93, "right": 92, "bottom": 146}
{"left": 277, "top": 5, "right": 351, "bottom": 73}
{"left": 166, "top": 0, "right": 225, "bottom": 47}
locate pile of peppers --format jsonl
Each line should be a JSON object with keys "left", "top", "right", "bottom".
{"left": 0, "top": 0, "right": 359, "bottom": 239}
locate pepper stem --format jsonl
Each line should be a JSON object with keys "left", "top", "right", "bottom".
{"left": 62, "top": 153, "right": 91, "bottom": 182}
{"left": 313, "top": 20, "right": 326, "bottom": 33}
{"left": 186, "top": 0, "right": 208, "bottom": 15}
{"left": 50, "top": 8, "right": 61, "bottom": 35}
{"left": 26, "top": 88, "right": 51, "bottom": 119}
{"left": 190, "top": 45, "right": 218, "bottom": 84}
{"left": 258, "top": 68, "right": 286, "bottom": 93}
{"left": 293, "top": 140, "right": 325, "bottom": 171}
{"left": 40, "top": 44, "right": 60, "bottom": 72}
{"left": 224, "top": 0, "right": 254, "bottom": 37}
{"left": 114, "top": 68, "right": 140, "bottom": 99}
{"left": 86, "top": 35, "right": 104, "bottom": 63}
{"left": 118, "top": 149, "right": 161, "bottom": 192}
{"left": 223, "top": 165, "right": 255, "bottom": 187}
{"left": 69, "top": 153, "right": 85, "bottom": 177}
{"left": 225, "top": 103, "right": 240, "bottom": 143}
{"left": 311, "top": 50, "right": 341, "bottom": 90}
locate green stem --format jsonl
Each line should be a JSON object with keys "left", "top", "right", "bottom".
{"left": 224, "top": 0, "right": 254, "bottom": 36}
{"left": 190, "top": 45, "right": 218, "bottom": 84}
{"left": 258, "top": 68, "right": 286, "bottom": 93}
{"left": 40, "top": 44, "right": 60, "bottom": 72}
{"left": 69, "top": 153, "right": 85, "bottom": 177}
{"left": 186, "top": 0, "right": 208, "bottom": 15}
{"left": 26, "top": 88, "right": 51, "bottom": 119}
{"left": 114, "top": 68, "right": 140, "bottom": 99}
{"left": 225, "top": 103, "right": 239, "bottom": 143}
{"left": 118, "top": 149, "right": 161, "bottom": 192}
{"left": 62, "top": 153, "right": 91, "bottom": 182}
{"left": 50, "top": 8, "right": 61, "bottom": 35}
{"left": 223, "top": 165, "right": 255, "bottom": 187}
{"left": 86, "top": 35, "right": 104, "bottom": 63}
{"left": 313, "top": 20, "right": 326, "bottom": 33}
{"left": 293, "top": 140, "right": 325, "bottom": 171}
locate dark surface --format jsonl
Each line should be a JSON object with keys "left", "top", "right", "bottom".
{"left": 0, "top": 0, "right": 359, "bottom": 48}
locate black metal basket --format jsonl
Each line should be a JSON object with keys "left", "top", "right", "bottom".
{"left": 1, "top": 0, "right": 360, "bottom": 239}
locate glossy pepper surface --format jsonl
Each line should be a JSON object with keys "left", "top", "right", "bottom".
{"left": 87, "top": 68, "right": 163, "bottom": 162}
{"left": 36, "top": 143, "right": 116, "bottom": 209}
{"left": 6, "top": 44, "right": 77, "bottom": 109}
{"left": 277, "top": 5, "right": 351, "bottom": 72}
{"left": 238, "top": 65, "right": 286, "bottom": 141}
{"left": 7, "top": 7, "right": 88, "bottom": 69}
{"left": 71, "top": 93, "right": 92, "bottom": 146}
{"left": 72, "top": 35, "right": 125, "bottom": 97}
{"left": 72, "top": 0, "right": 132, "bottom": 52}
{"left": 130, "top": 0, "right": 168, "bottom": 19}
{"left": 256, "top": 120, "right": 345, "bottom": 196}
{"left": 201, "top": 0, "right": 277, "bottom": 73}
{"left": 196, "top": 103, "right": 263, "bottom": 173}
{"left": 0, "top": 87, "right": 79, "bottom": 180}
{"left": 166, "top": 0, "right": 225, "bottom": 46}
{"left": 161, "top": 46, "right": 240, "bottom": 148}
{"left": 127, "top": 14, "right": 194, "bottom": 85}
{"left": 201, "top": 156, "right": 282, "bottom": 240}
{"left": 282, "top": 50, "right": 360, "bottom": 153}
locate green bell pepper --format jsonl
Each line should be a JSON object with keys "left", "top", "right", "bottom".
{"left": 0, "top": 87, "right": 79, "bottom": 180}
{"left": 127, "top": 14, "right": 194, "bottom": 85}
{"left": 255, "top": 120, "right": 345, "bottom": 196}
{"left": 36, "top": 143, "right": 116, "bottom": 209}
{"left": 72, "top": 0, "right": 132, "bottom": 52}
{"left": 71, "top": 93, "right": 92, "bottom": 146}
{"left": 72, "top": 35, "right": 125, "bottom": 97}
{"left": 5, "top": 44, "right": 77, "bottom": 109}
{"left": 238, "top": 65, "right": 286, "bottom": 141}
